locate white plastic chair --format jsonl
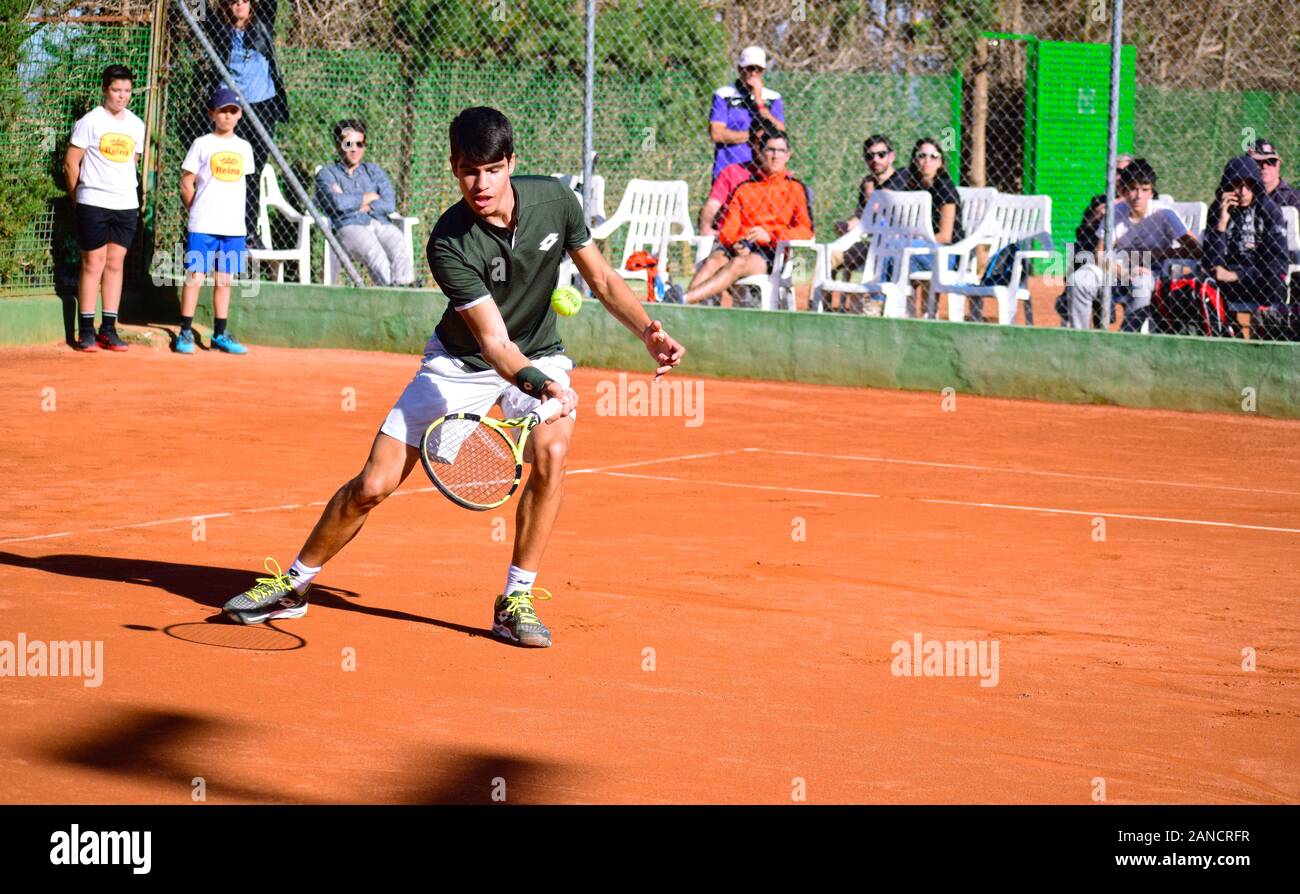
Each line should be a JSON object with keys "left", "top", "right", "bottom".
{"left": 590, "top": 179, "right": 710, "bottom": 290}
{"left": 810, "top": 189, "right": 936, "bottom": 318}
{"left": 1163, "top": 200, "right": 1207, "bottom": 239}
{"left": 1160, "top": 199, "right": 1207, "bottom": 279}
{"left": 932, "top": 193, "right": 1054, "bottom": 325}
{"left": 1283, "top": 206, "right": 1300, "bottom": 280}
{"left": 248, "top": 165, "right": 313, "bottom": 283}
{"left": 957, "top": 186, "right": 997, "bottom": 240}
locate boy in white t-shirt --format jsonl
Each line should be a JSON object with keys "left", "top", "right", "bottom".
{"left": 63, "top": 64, "right": 146, "bottom": 352}
{"left": 176, "top": 87, "right": 257, "bottom": 355}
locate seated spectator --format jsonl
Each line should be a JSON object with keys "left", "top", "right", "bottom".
{"left": 315, "top": 119, "right": 414, "bottom": 286}
{"left": 1203, "top": 155, "right": 1289, "bottom": 310}
{"left": 709, "top": 45, "right": 785, "bottom": 181}
{"left": 1074, "top": 155, "right": 1134, "bottom": 253}
{"left": 1248, "top": 139, "right": 1300, "bottom": 210}
{"left": 698, "top": 123, "right": 774, "bottom": 237}
{"left": 903, "top": 138, "right": 964, "bottom": 317}
{"left": 1059, "top": 158, "right": 1200, "bottom": 331}
{"left": 1064, "top": 155, "right": 1133, "bottom": 327}
{"left": 663, "top": 131, "right": 811, "bottom": 307}
{"left": 906, "top": 137, "right": 964, "bottom": 251}
{"left": 830, "top": 134, "right": 911, "bottom": 277}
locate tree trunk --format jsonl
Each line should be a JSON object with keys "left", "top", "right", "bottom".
{"left": 970, "top": 36, "right": 989, "bottom": 187}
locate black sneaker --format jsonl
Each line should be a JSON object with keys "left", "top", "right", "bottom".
{"left": 96, "top": 329, "right": 129, "bottom": 352}
{"left": 75, "top": 329, "right": 100, "bottom": 352}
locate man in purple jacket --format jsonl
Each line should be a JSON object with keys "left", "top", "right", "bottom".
{"left": 709, "top": 45, "right": 786, "bottom": 181}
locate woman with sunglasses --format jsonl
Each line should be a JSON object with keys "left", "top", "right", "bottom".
{"left": 905, "top": 138, "right": 965, "bottom": 317}
{"left": 200, "top": 0, "right": 291, "bottom": 244}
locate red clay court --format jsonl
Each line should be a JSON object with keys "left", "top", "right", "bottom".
{"left": 1, "top": 342, "right": 1297, "bottom": 803}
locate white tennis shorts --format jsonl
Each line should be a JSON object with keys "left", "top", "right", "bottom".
{"left": 380, "top": 337, "right": 577, "bottom": 448}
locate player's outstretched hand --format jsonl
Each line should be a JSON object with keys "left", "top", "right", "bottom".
{"left": 541, "top": 380, "right": 579, "bottom": 421}
{"left": 642, "top": 320, "right": 685, "bottom": 378}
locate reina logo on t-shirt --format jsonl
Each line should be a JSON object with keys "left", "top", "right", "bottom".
{"left": 210, "top": 151, "right": 245, "bottom": 182}
{"left": 99, "top": 133, "right": 134, "bottom": 162}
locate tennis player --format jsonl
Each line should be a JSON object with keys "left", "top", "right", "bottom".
{"left": 223, "top": 106, "right": 685, "bottom": 647}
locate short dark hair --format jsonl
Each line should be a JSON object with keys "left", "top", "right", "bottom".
{"left": 333, "top": 119, "right": 367, "bottom": 144}
{"left": 748, "top": 121, "right": 779, "bottom": 146}
{"left": 449, "top": 107, "right": 514, "bottom": 166}
{"left": 1118, "top": 157, "right": 1157, "bottom": 190}
{"left": 758, "top": 130, "right": 790, "bottom": 152}
{"left": 101, "top": 65, "right": 133, "bottom": 91}
{"left": 863, "top": 134, "right": 893, "bottom": 158}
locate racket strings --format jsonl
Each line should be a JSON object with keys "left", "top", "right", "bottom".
{"left": 428, "top": 417, "right": 518, "bottom": 506}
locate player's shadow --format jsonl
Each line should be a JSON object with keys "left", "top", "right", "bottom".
{"left": 393, "top": 748, "right": 582, "bottom": 805}
{"left": 0, "top": 551, "right": 495, "bottom": 640}
{"left": 37, "top": 705, "right": 304, "bottom": 803}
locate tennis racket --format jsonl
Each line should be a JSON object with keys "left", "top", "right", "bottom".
{"left": 419, "top": 397, "right": 565, "bottom": 511}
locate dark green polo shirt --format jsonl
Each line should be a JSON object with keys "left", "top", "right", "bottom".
{"left": 427, "top": 175, "right": 590, "bottom": 370}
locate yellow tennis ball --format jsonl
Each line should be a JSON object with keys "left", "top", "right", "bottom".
{"left": 550, "top": 284, "right": 582, "bottom": 316}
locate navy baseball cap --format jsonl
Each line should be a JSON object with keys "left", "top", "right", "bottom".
{"left": 1249, "top": 139, "right": 1280, "bottom": 160}
{"left": 209, "top": 87, "right": 240, "bottom": 110}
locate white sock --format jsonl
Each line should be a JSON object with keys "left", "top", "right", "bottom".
{"left": 288, "top": 558, "right": 321, "bottom": 594}
{"left": 503, "top": 564, "right": 537, "bottom": 598}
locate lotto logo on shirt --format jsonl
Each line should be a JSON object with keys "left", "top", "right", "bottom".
{"left": 99, "top": 133, "right": 135, "bottom": 162}
{"left": 210, "top": 151, "right": 245, "bottom": 182}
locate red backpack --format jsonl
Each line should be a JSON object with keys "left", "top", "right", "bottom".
{"left": 1151, "top": 276, "right": 1240, "bottom": 337}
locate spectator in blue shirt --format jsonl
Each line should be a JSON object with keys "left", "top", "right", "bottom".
{"left": 315, "top": 119, "right": 414, "bottom": 286}
{"left": 200, "top": 0, "right": 291, "bottom": 245}
{"left": 709, "top": 45, "right": 785, "bottom": 181}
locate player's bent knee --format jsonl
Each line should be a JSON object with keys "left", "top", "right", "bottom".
{"left": 349, "top": 471, "right": 398, "bottom": 511}
{"left": 532, "top": 439, "right": 569, "bottom": 478}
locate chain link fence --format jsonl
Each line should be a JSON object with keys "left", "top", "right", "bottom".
{"left": 3, "top": 1, "right": 153, "bottom": 291}
{"left": 6, "top": 1, "right": 1299, "bottom": 335}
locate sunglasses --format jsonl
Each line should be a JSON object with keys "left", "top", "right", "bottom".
{"left": 341, "top": 139, "right": 365, "bottom": 149}
{"left": 866, "top": 149, "right": 891, "bottom": 159}
{"left": 1257, "top": 157, "right": 1280, "bottom": 167}
{"left": 741, "top": 65, "right": 764, "bottom": 73}
{"left": 914, "top": 151, "right": 942, "bottom": 161}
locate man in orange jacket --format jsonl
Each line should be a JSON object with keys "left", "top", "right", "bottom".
{"left": 665, "top": 131, "right": 813, "bottom": 306}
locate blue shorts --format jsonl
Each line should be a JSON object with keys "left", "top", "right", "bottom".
{"left": 185, "top": 233, "right": 247, "bottom": 275}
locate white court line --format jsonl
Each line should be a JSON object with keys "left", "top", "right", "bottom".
{"left": 604, "top": 471, "right": 880, "bottom": 500}
{"left": 594, "top": 469, "right": 1300, "bottom": 536}
{"left": 919, "top": 498, "right": 1300, "bottom": 535}
{"left": 5, "top": 445, "right": 1294, "bottom": 545}
{"left": 0, "top": 453, "right": 728, "bottom": 546}
{"left": 752, "top": 448, "right": 1300, "bottom": 498}
{"left": 568, "top": 449, "right": 742, "bottom": 475}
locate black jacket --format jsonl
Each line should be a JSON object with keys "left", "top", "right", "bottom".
{"left": 199, "top": 0, "right": 290, "bottom": 123}
{"left": 1203, "top": 155, "right": 1288, "bottom": 285}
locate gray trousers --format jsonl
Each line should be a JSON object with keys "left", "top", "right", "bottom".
{"left": 1063, "top": 262, "right": 1154, "bottom": 330}
{"left": 338, "top": 219, "right": 413, "bottom": 286}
